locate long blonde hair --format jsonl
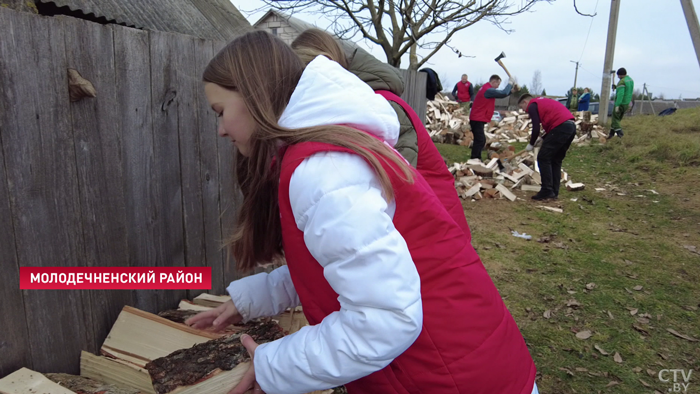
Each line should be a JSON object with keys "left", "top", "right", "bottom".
{"left": 203, "top": 31, "right": 412, "bottom": 272}
{"left": 291, "top": 28, "right": 349, "bottom": 67}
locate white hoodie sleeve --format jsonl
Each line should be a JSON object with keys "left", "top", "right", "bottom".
{"left": 226, "top": 265, "right": 300, "bottom": 321}
{"left": 253, "top": 151, "right": 423, "bottom": 394}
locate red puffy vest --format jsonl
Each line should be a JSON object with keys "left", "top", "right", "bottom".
{"left": 528, "top": 97, "right": 575, "bottom": 134}
{"left": 455, "top": 81, "right": 472, "bottom": 102}
{"left": 376, "top": 90, "right": 471, "bottom": 241}
{"left": 278, "top": 139, "right": 536, "bottom": 394}
{"left": 469, "top": 82, "right": 495, "bottom": 123}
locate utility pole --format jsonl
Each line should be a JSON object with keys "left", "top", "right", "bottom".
{"left": 570, "top": 60, "right": 580, "bottom": 93}
{"left": 599, "top": 0, "right": 621, "bottom": 127}
{"left": 680, "top": 0, "right": 700, "bottom": 71}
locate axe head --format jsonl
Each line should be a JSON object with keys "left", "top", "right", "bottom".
{"left": 494, "top": 51, "right": 506, "bottom": 62}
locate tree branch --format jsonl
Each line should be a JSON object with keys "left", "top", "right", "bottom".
{"left": 573, "top": 0, "right": 596, "bottom": 17}
{"left": 264, "top": 0, "right": 550, "bottom": 68}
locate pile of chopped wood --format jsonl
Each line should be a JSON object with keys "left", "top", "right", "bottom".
{"left": 426, "top": 94, "right": 608, "bottom": 147}
{"left": 449, "top": 147, "right": 584, "bottom": 203}
{"left": 426, "top": 94, "right": 471, "bottom": 145}
{"left": 0, "top": 294, "right": 335, "bottom": 394}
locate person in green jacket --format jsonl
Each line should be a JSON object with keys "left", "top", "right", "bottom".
{"left": 565, "top": 88, "right": 578, "bottom": 112}
{"left": 609, "top": 67, "right": 634, "bottom": 138}
{"left": 292, "top": 29, "right": 418, "bottom": 167}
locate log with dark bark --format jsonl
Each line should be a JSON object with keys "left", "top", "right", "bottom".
{"left": 145, "top": 320, "right": 284, "bottom": 394}
{"left": 157, "top": 309, "right": 199, "bottom": 324}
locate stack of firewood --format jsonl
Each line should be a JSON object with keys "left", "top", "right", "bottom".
{"left": 426, "top": 94, "right": 608, "bottom": 147}
{"left": 448, "top": 149, "right": 584, "bottom": 203}
{"left": 0, "top": 294, "right": 335, "bottom": 394}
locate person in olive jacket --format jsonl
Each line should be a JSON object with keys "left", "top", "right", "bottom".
{"left": 291, "top": 31, "right": 419, "bottom": 167}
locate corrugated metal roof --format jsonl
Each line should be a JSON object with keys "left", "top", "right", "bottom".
{"left": 37, "top": 0, "right": 252, "bottom": 40}
{"left": 253, "top": 9, "right": 317, "bottom": 34}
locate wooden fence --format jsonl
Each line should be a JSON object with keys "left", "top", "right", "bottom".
{"left": 398, "top": 69, "right": 428, "bottom": 123}
{"left": 0, "top": 8, "right": 431, "bottom": 378}
{"left": 0, "top": 8, "right": 241, "bottom": 377}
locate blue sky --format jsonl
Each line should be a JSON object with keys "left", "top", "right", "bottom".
{"left": 231, "top": 0, "right": 700, "bottom": 99}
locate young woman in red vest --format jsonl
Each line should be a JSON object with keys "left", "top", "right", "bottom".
{"left": 469, "top": 75, "right": 514, "bottom": 161}
{"left": 518, "top": 94, "right": 576, "bottom": 200}
{"left": 186, "top": 31, "right": 538, "bottom": 394}
{"left": 451, "top": 74, "right": 474, "bottom": 113}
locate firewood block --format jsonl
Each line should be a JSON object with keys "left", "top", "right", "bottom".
{"left": 0, "top": 368, "right": 77, "bottom": 394}
{"left": 145, "top": 321, "right": 284, "bottom": 394}
{"left": 46, "top": 373, "right": 141, "bottom": 394}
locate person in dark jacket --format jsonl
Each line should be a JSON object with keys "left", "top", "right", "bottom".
{"left": 469, "top": 74, "right": 513, "bottom": 161}
{"left": 519, "top": 94, "right": 576, "bottom": 201}
{"left": 577, "top": 88, "right": 591, "bottom": 111}
{"left": 452, "top": 74, "right": 474, "bottom": 114}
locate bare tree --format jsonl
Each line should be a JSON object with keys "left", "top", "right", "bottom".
{"left": 530, "top": 69, "right": 542, "bottom": 95}
{"left": 262, "top": 0, "right": 550, "bottom": 70}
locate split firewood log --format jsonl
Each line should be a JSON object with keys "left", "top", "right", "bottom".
{"left": 145, "top": 320, "right": 284, "bottom": 394}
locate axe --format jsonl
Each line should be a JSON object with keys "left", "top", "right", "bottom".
{"left": 494, "top": 52, "right": 512, "bottom": 79}
{"left": 494, "top": 52, "right": 519, "bottom": 91}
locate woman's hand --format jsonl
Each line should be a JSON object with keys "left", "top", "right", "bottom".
{"left": 184, "top": 300, "right": 242, "bottom": 331}
{"left": 229, "top": 334, "right": 263, "bottom": 394}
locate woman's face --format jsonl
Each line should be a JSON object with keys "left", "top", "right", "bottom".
{"left": 205, "top": 83, "right": 256, "bottom": 156}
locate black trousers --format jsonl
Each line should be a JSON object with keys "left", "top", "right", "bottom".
{"left": 469, "top": 120, "right": 486, "bottom": 161}
{"left": 537, "top": 121, "right": 576, "bottom": 196}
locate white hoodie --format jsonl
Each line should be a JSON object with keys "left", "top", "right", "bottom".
{"left": 226, "top": 56, "right": 423, "bottom": 394}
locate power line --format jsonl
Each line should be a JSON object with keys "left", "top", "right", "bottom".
{"left": 578, "top": 0, "right": 601, "bottom": 63}
{"left": 579, "top": 65, "right": 599, "bottom": 78}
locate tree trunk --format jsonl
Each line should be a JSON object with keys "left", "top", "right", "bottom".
{"left": 385, "top": 50, "right": 401, "bottom": 67}
{"left": 409, "top": 42, "right": 419, "bottom": 70}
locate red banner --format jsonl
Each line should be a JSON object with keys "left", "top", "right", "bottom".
{"left": 19, "top": 267, "right": 211, "bottom": 290}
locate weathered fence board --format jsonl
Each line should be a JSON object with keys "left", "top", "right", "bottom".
{"left": 193, "top": 39, "right": 226, "bottom": 297}
{"left": 113, "top": 24, "right": 160, "bottom": 313}
{"left": 63, "top": 16, "right": 133, "bottom": 349}
{"left": 149, "top": 30, "right": 189, "bottom": 312}
{"left": 398, "top": 69, "right": 428, "bottom": 124}
{"left": 176, "top": 34, "right": 209, "bottom": 301}
{"left": 0, "top": 10, "right": 32, "bottom": 377}
{"left": 0, "top": 10, "right": 94, "bottom": 373}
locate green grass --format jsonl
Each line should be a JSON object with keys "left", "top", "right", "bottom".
{"left": 596, "top": 108, "right": 700, "bottom": 169}
{"left": 436, "top": 108, "right": 700, "bottom": 393}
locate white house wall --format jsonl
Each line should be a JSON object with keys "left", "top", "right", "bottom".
{"left": 256, "top": 14, "right": 298, "bottom": 45}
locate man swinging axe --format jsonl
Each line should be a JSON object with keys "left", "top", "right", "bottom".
{"left": 469, "top": 52, "right": 515, "bottom": 161}
{"left": 518, "top": 94, "right": 576, "bottom": 201}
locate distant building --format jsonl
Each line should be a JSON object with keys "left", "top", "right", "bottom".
{"left": 253, "top": 9, "right": 317, "bottom": 45}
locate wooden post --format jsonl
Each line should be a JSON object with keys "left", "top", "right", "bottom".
{"left": 599, "top": 0, "right": 621, "bottom": 127}
{"left": 680, "top": 0, "right": 700, "bottom": 71}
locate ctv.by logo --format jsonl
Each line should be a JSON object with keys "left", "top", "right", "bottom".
{"left": 659, "top": 369, "right": 693, "bottom": 392}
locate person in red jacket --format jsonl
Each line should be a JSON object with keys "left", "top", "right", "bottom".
{"left": 518, "top": 94, "right": 576, "bottom": 200}
{"left": 186, "top": 30, "right": 538, "bottom": 394}
{"left": 451, "top": 74, "right": 474, "bottom": 114}
{"left": 469, "top": 74, "right": 514, "bottom": 161}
